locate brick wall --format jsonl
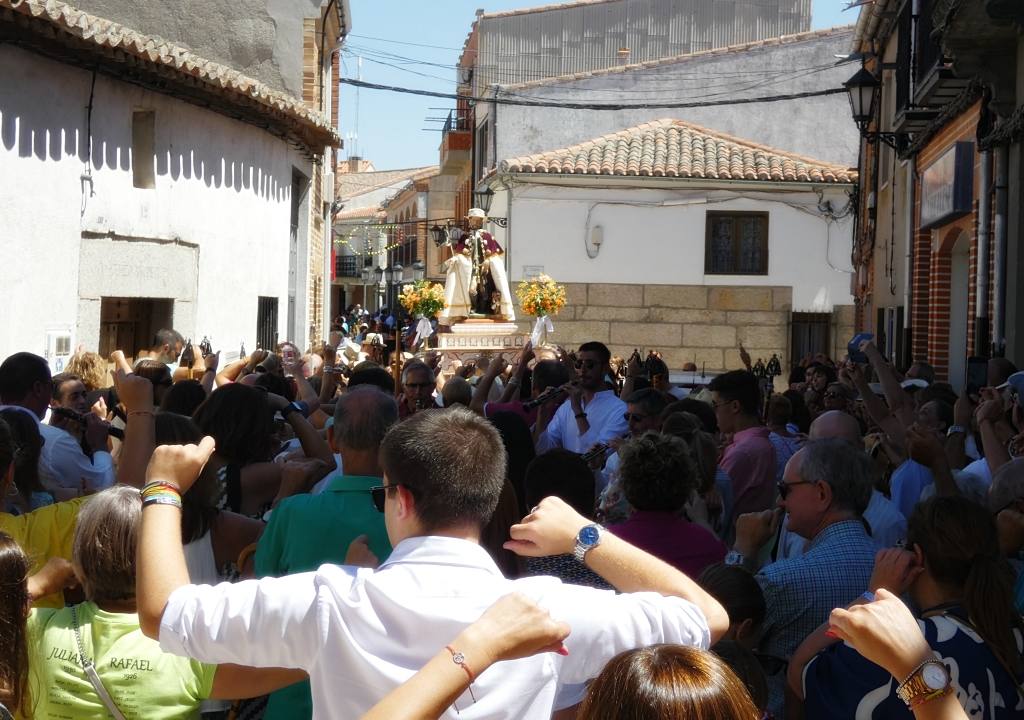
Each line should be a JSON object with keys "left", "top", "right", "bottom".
{"left": 509, "top": 282, "right": 850, "bottom": 372}
{"left": 911, "top": 101, "right": 987, "bottom": 379}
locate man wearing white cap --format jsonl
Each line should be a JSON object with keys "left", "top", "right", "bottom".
{"left": 439, "top": 208, "right": 515, "bottom": 325}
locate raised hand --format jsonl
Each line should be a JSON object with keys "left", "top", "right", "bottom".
{"left": 145, "top": 437, "right": 216, "bottom": 493}
{"left": 504, "top": 496, "right": 589, "bottom": 558}
{"left": 455, "top": 593, "right": 570, "bottom": 667}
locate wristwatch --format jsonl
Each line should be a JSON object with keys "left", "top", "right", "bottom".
{"left": 724, "top": 550, "right": 746, "bottom": 567}
{"left": 573, "top": 524, "right": 604, "bottom": 564}
{"left": 896, "top": 660, "right": 951, "bottom": 708}
{"left": 946, "top": 425, "right": 967, "bottom": 437}
{"left": 280, "top": 401, "right": 305, "bottom": 418}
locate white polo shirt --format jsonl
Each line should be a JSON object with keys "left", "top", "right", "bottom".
{"left": 159, "top": 535, "right": 710, "bottom": 720}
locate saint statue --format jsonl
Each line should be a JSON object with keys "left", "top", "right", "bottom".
{"left": 439, "top": 208, "right": 515, "bottom": 326}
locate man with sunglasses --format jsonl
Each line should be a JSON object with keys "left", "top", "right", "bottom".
{"left": 536, "top": 341, "right": 628, "bottom": 456}
{"left": 725, "top": 438, "right": 876, "bottom": 717}
{"left": 139, "top": 407, "right": 728, "bottom": 720}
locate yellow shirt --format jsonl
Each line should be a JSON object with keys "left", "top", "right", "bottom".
{"left": 0, "top": 498, "right": 86, "bottom": 607}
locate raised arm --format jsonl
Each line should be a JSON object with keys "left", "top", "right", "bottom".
{"left": 470, "top": 354, "right": 507, "bottom": 416}
{"left": 862, "top": 342, "right": 915, "bottom": 428}
{"left": 137, "top": 437, "right": 216, "bottom": 638}
{"left": 976, "top": 390, "right": 1013, "bottom": 476}
{"left": 114, "top": 369, "right": 156, "bottom": 489}
{"left": 266, "top": 393, "right": 335, "bottom": 469}
{"left": 200, "top": 351, "right": 220, "bottom": 395}
{"left": 505, "top": 496, "right": 729, "bottom": 643}
{"left": 842, "top": 364, "right": 907, "bottom": 451}
{"left": 360, "top": 594, "right": 569, "bottom": 720}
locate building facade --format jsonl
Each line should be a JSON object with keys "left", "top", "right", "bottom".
{"left": 482, "top": 119, "right": 858, "bottom": 370}
{"left": 851, "top": 0, "right": 1024, "bottom": 387}
{"left": 0, "top": 0, "right": 346, "bottom": 363}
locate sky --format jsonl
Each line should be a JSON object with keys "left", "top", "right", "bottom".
{"left": 338, "top": 0, "right": 855, "bottom": 171}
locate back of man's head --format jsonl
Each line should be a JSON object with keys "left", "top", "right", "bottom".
{"left": 379, "top": 406, "right": 506, "bottom": 532}
{"left": 767, "top": 395, "right": 792, "bottom": 427}
{"left": 152, "top": 328, "right": 184, "bottom": 351}
{"left": 0, "top": 352, "right": 51, "bottom": 405}
{"left": 532, "top": 360, "right": 569, "bottom": 394}
{"left": 800, "top": 438, "right": 872, "bottom": 516}
{"left": 809, "top": 410, "right": 862, "bottom": 447}
{"left": 333, "top": 386, "right": 398, "bottom": 451}
{"left": 708, "top": 370, "right": 762, "bottom": 418}
{"left": 348, "top": 362, "right": 396, "bottom": 394}
{"left": 442, "top": 377, "right": 472, "bottom": 408}
{"left": 989, "top": 457, "right": 1024, "bottom": 515}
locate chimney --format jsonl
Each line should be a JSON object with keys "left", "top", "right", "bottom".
{"left": 348, "top": 155, "right": 363, "bottom": 173}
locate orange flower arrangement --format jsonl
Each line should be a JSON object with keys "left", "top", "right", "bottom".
{"left": 516, "top": 275, "right": 567, "bottom": 318}
{"left": 399, "top": 280, "right": 446, "bottom": 318}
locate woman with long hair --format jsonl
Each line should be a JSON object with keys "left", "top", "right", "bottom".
{"left": 791, "top": 495, "right": 1024, "bottom": 718}
{"left": 0, "top": 533, "right": 31, "bottom": 719}
{"left": 0, "top": 408, "right": 53, "bottom": 515}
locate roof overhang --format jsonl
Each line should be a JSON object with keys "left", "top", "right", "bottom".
{"left": 0, "top": 0, "right": 340, "bottom": 154}
{"left": 484, "top": 171, "right": 856, "bottom": 194}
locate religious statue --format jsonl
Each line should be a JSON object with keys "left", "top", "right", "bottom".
{"left": 438, "top": 208, "right": 515, "bottom": 325}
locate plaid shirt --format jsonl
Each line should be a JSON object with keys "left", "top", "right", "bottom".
{"left": 757, "top": 519, "right": 876, "bottom": 716}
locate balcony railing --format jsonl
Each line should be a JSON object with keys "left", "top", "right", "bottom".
{"left": 442, "top": 108, "right": 469, "bottom": 134}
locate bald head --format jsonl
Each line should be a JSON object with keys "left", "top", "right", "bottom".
{"left": 332, "top": 385, "right": 398, "bottom": 451}
{"left": 442, "top": 377, "right": 472, "bottom": 408}
{"left": 809, "top": 410, "right": 862, "bottom": 447}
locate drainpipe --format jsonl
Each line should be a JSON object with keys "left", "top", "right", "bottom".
{"left": 902, "top": 158, "right": 915, "bottom": 368}
{"left": 992, "top": 145, "right": 1009, "bottom": 356}
{"left": 975, "top": 150, "right": 992, "bottom": 355}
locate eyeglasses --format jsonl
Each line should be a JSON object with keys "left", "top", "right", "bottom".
{"left": 369, "top": 484, "right": 403, "bottom": 512}
{"left": 405, "top": 382, "right": 434, "bottom": 389}
{"left": 574, "top": 359, "right": 597, "bottom": 370}
{"left": 777, "top": 480, "right": 815, "bottom": 499}
{"left": 824, "top": 391, "right": 845, "bottom": 400}
{"left": 624, "top": 412, "right": 648, "bottom": 423}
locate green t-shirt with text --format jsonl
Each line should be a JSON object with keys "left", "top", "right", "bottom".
{"left": 27, "top": 602, "right": 216, "bottom": 719}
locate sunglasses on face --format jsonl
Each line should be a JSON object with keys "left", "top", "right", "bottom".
{"left": 624, "top": 412, "right": 648, "bottom": 423}
{"left": 369, "top": 484, "right": 404, "bottom": 512}
{"left": 574, "top": 359, "right": 597, "bottom": 370}
{"left": 777, "top": 480, "right": 814, "bottom": 499}
{"left": 405, "top": 382, "right": 434, "bottom": 389}
{"left": 824, "top": 391, "right": 844, "bottom": 400}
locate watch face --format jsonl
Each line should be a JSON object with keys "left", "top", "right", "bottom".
{"left": 578, "top": 525, "right": 600, "bottom": 547}
{"left": 922, "top": 663, "right": 948, "bottom": 690}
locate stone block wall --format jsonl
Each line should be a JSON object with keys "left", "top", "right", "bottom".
{"left": 512, "top": 282, "right": 796, "bottom": 372}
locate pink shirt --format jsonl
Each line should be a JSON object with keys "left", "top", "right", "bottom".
{"left": 609, "top": 511, "right": 726, "bottom": 578}
{"left": 720, "top": 426, "right": 777, "bottom": 521}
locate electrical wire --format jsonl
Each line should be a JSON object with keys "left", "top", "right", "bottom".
{"left": 340, "top": 77, "right": 846, "bottom": 110}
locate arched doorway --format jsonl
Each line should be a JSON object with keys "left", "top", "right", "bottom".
{"left": 948, "top": 230, "right": 971, "bottom": 392}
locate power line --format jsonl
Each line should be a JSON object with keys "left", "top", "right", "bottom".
{"left": 340, "top": 78, "right": 846, "bottom": 111}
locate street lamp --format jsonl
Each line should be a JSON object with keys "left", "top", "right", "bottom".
{"left": 473, "top": 186, "right": 495, "bottom": 214}
{"left": 844, "top": 66, "right": 908, "bottom": 151}
{"left": 412, "top": 260, "right": 426, "bottom": 281}
{"left": 429, "top": 224, "right": 448, "bottom": 246}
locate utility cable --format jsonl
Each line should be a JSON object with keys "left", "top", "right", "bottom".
{"left": 340, "top": 78, "right": 845, "bottom": 110}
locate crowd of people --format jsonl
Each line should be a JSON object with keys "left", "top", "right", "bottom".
{"left": 0, "top": 326, "right": 1021, "bottom": 719}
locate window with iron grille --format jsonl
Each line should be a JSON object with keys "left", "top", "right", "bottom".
{"left": 257, "top": 297, "right": 279, "bottom": 350}
{"left": 704, "top": 211, "right": 769, "bottom": 275}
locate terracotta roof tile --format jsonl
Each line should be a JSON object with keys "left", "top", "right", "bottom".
{"left": 497, "top": 26, "right": 855, "bottom": 92}
{"left": 500, "top": 119, "right": 857, "bottom": 184}
{"left": 0, "top": 0, "right": 338, "bottom": 149}
{"left": 336, "top": 166, "right": 436, "bottom": 201}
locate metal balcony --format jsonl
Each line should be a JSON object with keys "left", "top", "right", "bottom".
{"left": 439, "top": 109, "right": 471, "bottom": 175}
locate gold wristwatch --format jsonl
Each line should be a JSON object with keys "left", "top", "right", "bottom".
{"left": 896, "top": 660, "right": 951, "bottom": 708}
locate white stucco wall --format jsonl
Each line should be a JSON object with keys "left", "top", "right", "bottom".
{"left": 492, "top": 181, "right": 855, "bottom": 312}
{"left": 485, "top": 30, "right": 859, "bottom": 171}
{"left": 0, "top": 46, "right": 315, "bottom": 360}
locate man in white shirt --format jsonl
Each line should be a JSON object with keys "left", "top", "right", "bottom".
{"left": 0, "top": 352, "right": 114, "bottom": 492}
{"left": 536, "top": 341, "right": 628, "bottom": 455}
{"left": 137, "top": 407, "right": 728, "bottom": 720}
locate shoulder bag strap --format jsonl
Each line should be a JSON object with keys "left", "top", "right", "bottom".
{"left": 71, "top": 605, "right": 128, "bottom": 720}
